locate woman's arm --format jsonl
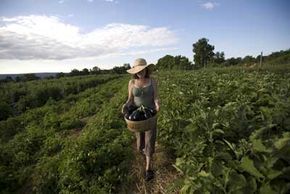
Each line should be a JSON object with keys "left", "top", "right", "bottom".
{"left": 122, "top": 79, "right": 134, "bottom": 114}
{"left": 152, "top": 78, "right": 160, "bottom": 112}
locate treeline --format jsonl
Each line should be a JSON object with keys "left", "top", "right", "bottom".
{"left": 156, "top": 38, "right": 290, "bottom": 70}
{"left": 60, "top": 63, "right": 131, "bottom": 78}
{"left": 0, "top": 64, "right": 131, "bottom": 83}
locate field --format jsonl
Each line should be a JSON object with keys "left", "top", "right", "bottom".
{"left": 0, "top": 66, "right": 290, "bottom": 193}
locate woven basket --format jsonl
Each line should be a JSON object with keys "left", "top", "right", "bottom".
{"left": 124, "top": 114, "right": 157, "bottom": 132}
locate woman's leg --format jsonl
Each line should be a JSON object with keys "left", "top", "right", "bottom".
{"left": 146, "top": 155, "right": 153, "bottom": 170}
{"left": 144, "top": 127, "right": 157, "bottom": 170}
{"left": 135, "top": 132, "right": 145, "bottom": 153}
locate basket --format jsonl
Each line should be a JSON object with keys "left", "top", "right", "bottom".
{"left": 124, "top": 114, "right": 157, "bottom": 132}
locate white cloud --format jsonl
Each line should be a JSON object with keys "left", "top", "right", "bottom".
{"left": 201, "top": 2, "right": 218, "bottom": 10}
{"left": 0, "top": 15, "right": 178, "bottom": 60}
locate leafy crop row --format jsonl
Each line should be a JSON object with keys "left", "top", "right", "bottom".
{"left": 0, "top": 74, "right": 121, "bottom": 120}
{"left": 157, "top": 69, "right": 290, "bottom": 193}
{"left": 0, "top": 76, "right": 134, "bottom": 193}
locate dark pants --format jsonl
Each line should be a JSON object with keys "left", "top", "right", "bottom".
{"left": 135, "top": 127, "right": 157, "bottom": 157}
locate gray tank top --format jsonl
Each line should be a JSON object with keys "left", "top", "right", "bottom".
{"left": 132, "top": 78, "right": 155, "bottom": 109}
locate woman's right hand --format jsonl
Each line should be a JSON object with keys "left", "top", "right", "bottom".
{"left": 121, "top": 103, "right": 129, "bottom": 114}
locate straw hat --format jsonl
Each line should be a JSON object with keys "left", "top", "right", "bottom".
{"left": 127, "top": 58, "right": 151, "bottom": 74}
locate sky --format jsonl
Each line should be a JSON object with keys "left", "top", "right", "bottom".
{"left": 0, "top": 0, "right": 289, "bottom": 74}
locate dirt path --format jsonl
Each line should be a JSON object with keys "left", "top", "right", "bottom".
{"left": 120, "top": 141, "right": 181, "bottom": 194}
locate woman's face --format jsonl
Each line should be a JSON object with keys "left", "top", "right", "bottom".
{"left": 136, "top": 69, "right": 146, "bottom": 79}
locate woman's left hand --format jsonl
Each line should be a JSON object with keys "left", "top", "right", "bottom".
{"left": 155, "top": 102, "right": 160, "bottom": 112}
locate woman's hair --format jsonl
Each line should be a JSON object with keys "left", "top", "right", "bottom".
{"left": 133, "top": 67, "right": 151, "bottom": 79}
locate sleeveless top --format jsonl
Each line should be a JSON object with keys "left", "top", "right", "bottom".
{"left": 132, "top": 78, "right": 155, "bottom": 109}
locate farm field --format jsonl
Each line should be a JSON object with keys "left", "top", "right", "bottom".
{"left": 0, "top": 67, "right": 290, "bottom": 193}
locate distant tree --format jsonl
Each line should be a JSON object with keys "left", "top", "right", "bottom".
{"left": 193, "top": 38, "right": 215, "bottom": 68}
{"left": 174, "top": 55, "right": 193, "bottom": 70}
{"left": 224, "top": 57, "right": 242, "bottom": 66}
{"left": 112, "top": 64, "right": 130, "bottom": 74}
{"left": 156, "top": 55, "right": 175, "bottom": 70}
{"left": 90, "top": 66, "right": 101, "bottom": 75}
{"left": 156, "top": 55, "right": 192, "bottom": 70}
{"left": 1, "top": 76, "right": 14, "bottom": 83}
{"left": 213, "top": 51, "right": 225, "bottom": 64}
{"left": 23, "top": 74, "right": 40, "bottom": 81}
{"left": 81, "top": 68, "right": 89, "bottom": 75}
{"left": 243, "top": 55, "right": 256, "bottom": 64}
{"left": 56, "top": 72, "right": 65, "bottom": 78}
{"left": 123, "top": 63, "right": 131, "bottom": 70}
{"left": 15, "top": 76, "right": 21, "bottom": 82}
{"left": 70, "top": 69, "right": 80, "bottom": 76}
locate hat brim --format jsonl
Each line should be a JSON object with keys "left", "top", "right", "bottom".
{"left": 126, "top": 64, "right": 151, "bottom": 74}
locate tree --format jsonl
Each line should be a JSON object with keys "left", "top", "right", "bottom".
{"left": 213, "top": 51, "right": 225, "bottom": 64}
{"left": 81, "top": 68, "right": 89, "bottom": 75}
{"left": 123, "top": 63, "right": 131, "bottom": 70}
{"left": 156, "top": 55, "right": 175, "bottom": 70}
{"left": 193, "top": 38, "right": 215, "bottom": 68}
{"left": 112, "top": 64, "right": 130, "bottom": 74}
{"left": 56, "top": 72, "right": 65, "bottom": 78}
{"left": 242, "top": 55, "right": 256, "bottom": 64}
{"left": 156, "top": 55, "right": 193, "bottom": 70}
{"left": 224, "top": 57, "right": 242, "bottom": 66}
{"left": 90, "top": 66, "right": 101, "bottom": 75}
{"left": 23, "top": 73, "right": 40, "bottom": 81}
{"left": 70, "top": 69, "right": 80, "bottom": 76}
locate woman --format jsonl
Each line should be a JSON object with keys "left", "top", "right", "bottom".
{"left": 122, "top": 58, "right": 160, "bottom": 182}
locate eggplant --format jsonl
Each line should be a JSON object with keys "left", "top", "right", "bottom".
{"left": 144, "top": 109, "right": 152, "bottom": 119}
{"left": 127, "top": 105, "right": 156, "bottom": 121}
{"left": 124, "top": 112, "right": 130, "bottom": 119}
{"left": 128, "top": 104, "right": 137, "bottom": 114}
{"left": 129, "top": 109, "right": 142, "bottom": 121}
{"left": 144, "top": 107, "right": 156, "bottom": 117}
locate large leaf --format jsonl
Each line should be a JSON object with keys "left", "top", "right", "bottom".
{"left": 274, "top": 132, "right": 290, "bottom": 150}
{"left": 259, "top": 183, "right": 276, "bottom": 194}
{"left": 251, "top": 138, "right": 271, "bottom": 153}
{"left": 240, "top": 156, "right": 264, "bottom": 179}
{"left": 227, "top": 170, "right": 247, "bottom": 193}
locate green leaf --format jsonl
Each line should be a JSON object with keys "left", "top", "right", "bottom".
{"left": 274, "top": 132, "right": 290, "bottom": 150}
{"left": 259, "top": 183, "right": 276, "bottom": 194}
{"left": 213, "top": 129, "right": 225, "bottom": 135}
{"left": 240, "top": 156, "right": 264, "bottom": 179}
{"left": 198, "top": 170, "right": 210, "bottom": 177}
{"left": 247, "top": 176, "right": 257, "bottom": 192}
{"left": 211, "top": 160, "right": 224, "bottom": 177}
{"left": 180, "top": 184, "right": 191, "bottom": 194}
{"left": 228, "top": 171, "right": 247, "bottom": 192}
{"left": 252, "top": 139, "right": 271, "bottom": 153}
{"left": 267, "top": 169, "right": 282, "bottom": 180}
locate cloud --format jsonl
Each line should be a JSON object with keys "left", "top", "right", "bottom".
{"left": 201, "top": 2, "right": 218, "bottom": 10}
{"left": 0, "top": 15, "right": 178, "bottom": 60}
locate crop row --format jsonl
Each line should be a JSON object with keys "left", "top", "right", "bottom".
{"left": 157, "top": 69, "right": 290, "bottom": 193}
{"left": 0, "top": 74, "right": 121, "bottom": 120}
{"left": 0, "top": 76, "right": 134, "bottom": 193}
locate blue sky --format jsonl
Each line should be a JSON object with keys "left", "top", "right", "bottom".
{"left": 0, "top": 0, "right": 289, "bottom": 73}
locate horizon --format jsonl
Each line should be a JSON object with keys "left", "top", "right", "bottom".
{"left": 0, "top": 48, "right": 289, "bottom": 75}
{"left": 0, "top": 0, "right": 290, "bottom": 74}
